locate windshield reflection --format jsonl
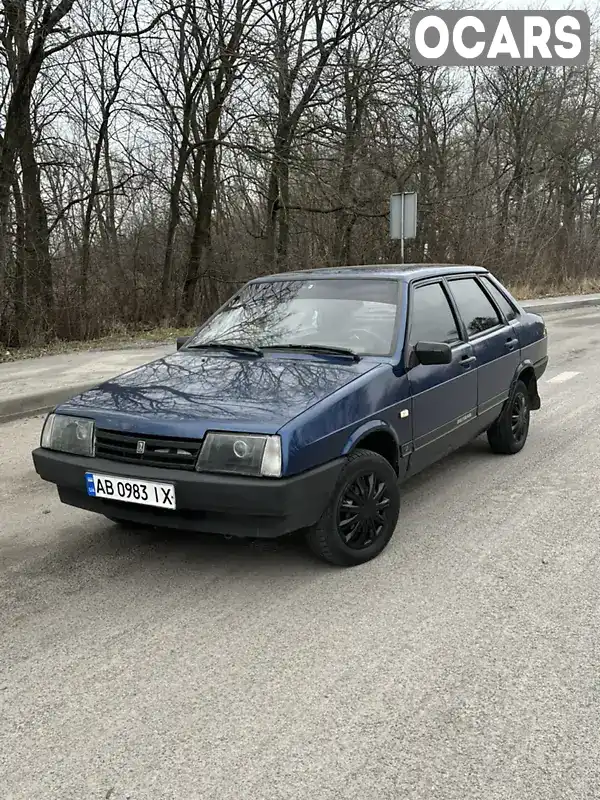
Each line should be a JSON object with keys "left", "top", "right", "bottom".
{"left": 186, "top": 278, "right": 400, "bottom": 356}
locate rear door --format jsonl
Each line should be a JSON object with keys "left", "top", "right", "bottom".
{"left": 405, "top": 279, "right": 478, "bottom": 476}
{"left": 445, "top": 275, "right": 520, "bottom": 426}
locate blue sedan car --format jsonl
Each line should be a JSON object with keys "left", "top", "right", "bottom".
{"left": 32, "top": 264, "right": 548, "bottom": 566}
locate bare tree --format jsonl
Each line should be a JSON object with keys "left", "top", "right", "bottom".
{"left": 180, "top": 0, "right": 264, "bottom": 317}
{"left": 2, "top": 1, "right": 600, "bottom": 350}
{"left": 0, "top": 0, "right": 76, "bottom": 339}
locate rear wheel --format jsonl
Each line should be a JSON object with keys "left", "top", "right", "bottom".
{"left": 305, "top": 449, "right": 400, "bottom": 566}
{"left": 487, "top": 379, "right": 531, "bottom": 454}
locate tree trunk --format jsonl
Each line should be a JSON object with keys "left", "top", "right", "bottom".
{"left": 182, "top": 105, "right": 221, "bottom": 317}
{"left": 332, "top": 153, "right": 356, "bottom": 265}
{"left": 12, "top": 176, "right": 26, "bottom": 346}
{"left": 332, "top": 103, "right": 357, "bottom": 266}
{"left": 80, "top": 109, "right": 112, "bottom": 334}
{"left": 103, "top": 135, "right": 121, "bottom": 276}
{"left": 20, "top": 109, "right": 54, "bottom": 338}
{"left": 161, "top": 136, "right": 189, "bottom": 306}
{"left": 264, "top": 120, "right": 292, "bottom": 272}
{"left": 276, "top": 145, "right": 290, "bottom": 272}
{"left": 265, "top": 157, "right": 280, "bottom": 268}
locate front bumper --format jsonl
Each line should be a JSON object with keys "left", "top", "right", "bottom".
{"left": 32, "top": 448, "right": 344, "bottom": 538}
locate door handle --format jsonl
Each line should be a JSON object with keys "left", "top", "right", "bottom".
{"left": 460, "top": 355, "right": 476, "bottom": 367}
{"left": 505, "top": 337, "right": 518, "bottom": 350}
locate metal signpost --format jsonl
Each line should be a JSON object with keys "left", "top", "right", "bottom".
{"left": 390, "top": 191, "right": 417, "bottom": 263}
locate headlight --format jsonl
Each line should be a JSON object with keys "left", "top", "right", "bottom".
{"left": 196, "top": 432, "right": 282, "bottom": 477}
{"left": 40, "top": 413, "right": 96, "bottom": 457}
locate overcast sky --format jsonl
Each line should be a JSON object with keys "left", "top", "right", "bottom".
{"left": 432, "top": 0, "right": 599, "bottom": 30}
{"left": 436, "top": 0, "right": 594, "bottom": 9}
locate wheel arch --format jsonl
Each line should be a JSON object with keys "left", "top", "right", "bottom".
{"left": 513, "top": 360, "right": 540, "bottom": 410}
{"left": 342, "top": 421, "right": 400, "bottom": 474}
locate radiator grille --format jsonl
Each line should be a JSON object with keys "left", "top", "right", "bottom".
{"left": 95, "top": 429, "right": 202, "bottom": 471}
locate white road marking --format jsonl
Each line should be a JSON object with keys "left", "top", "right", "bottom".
{"left": 546, "top": 371, "right": 580, "bottom": 384}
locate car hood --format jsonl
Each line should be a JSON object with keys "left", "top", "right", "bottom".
{"left": 58, "top": 351, "right": 379, "bottom": 437}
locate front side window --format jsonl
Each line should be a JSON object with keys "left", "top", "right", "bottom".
{"left": 186, "top": 278, "right": 400, "bottom": 356}
{"left": 448, "top": 278, "right": 502, "bottom": 337}
{"left": 408, "top": 282, "right": 461, "bottom": 346}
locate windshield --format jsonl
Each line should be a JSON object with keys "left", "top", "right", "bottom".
{"left": 186, "top": 278, "right": 400, "bottom": 356}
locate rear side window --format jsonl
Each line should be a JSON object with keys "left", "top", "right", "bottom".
{"left": 409, "top": 282, "right": 460, "bottom": 346}
{"left": 481, "top": 276, "right": 518, "bottom": 321}
{"left": 448, "top": 278, "right": 502, "bottom": 337}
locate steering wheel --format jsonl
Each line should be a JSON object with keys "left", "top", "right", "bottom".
{"left": 348, "top": 328, "right": 390, "bottom": 351}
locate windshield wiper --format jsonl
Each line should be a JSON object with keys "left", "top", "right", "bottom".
{"left": 185, "top": 341, "right": 263, "bottom": 357}
{"left": 263, "top": 344, "right": 360, "bottom": 361}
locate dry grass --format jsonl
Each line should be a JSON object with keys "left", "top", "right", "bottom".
{"left": 0, "top": 325, "right": 196, "bottom": 364}
{"left": 509, "top": 277, "right": 600, "bottom": 300}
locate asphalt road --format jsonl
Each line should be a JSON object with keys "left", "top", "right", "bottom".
{"left": 1, "top": 307, "right": 600, "bottom": 800}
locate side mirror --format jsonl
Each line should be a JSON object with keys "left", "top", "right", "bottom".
{"left": 176, "top": 336, "right": 190, "bottom": 351}
{"left": 413, "top": 341, "right": 452, "bottom": 365}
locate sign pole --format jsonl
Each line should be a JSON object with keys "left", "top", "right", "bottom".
{"left": 400, "top": 193, "right": 405, "bottom": 264}
{"left": 390, "top": 191, "right": 416, "bottom": 264}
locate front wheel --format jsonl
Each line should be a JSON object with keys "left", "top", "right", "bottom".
{"left": 305, "top": 449, "right": 400, "bottom": 566}
{"left": 487, "top": 379, "right": 531, "bottom": 454}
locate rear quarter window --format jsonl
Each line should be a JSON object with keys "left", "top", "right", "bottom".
{"left": 481, "top": 276, "right": 518, "bottom": 321}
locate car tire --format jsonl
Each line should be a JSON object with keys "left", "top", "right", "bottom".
{"left": 305, "top": 449, "right": 400, "bottom": 567}
{"left": 487, "top": 379, "right": 531, "bottom": 454}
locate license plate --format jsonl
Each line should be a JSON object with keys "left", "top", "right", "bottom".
{"left": 84, "top": 472, "right": 176, "bottom": 509}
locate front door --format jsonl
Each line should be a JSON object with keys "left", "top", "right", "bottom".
{"left": 405, "top": 280, "right": 478, "bottom": 477}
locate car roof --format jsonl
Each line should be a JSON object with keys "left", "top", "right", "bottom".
{"left": 250, "top": 264, "right": 488, "bottom": 283}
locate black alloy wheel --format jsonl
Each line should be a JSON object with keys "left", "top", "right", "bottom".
{"left": 337, "top": 472, "right": 392, "bottom": 550}
{"left": 487, "top": 378, "right": 531, "bottom": 454}
{"left": 305, "top": 449, "right": 401, "bottom": 566}
{"left": 511, "top": 390, "right": 529, "bottom": 445}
